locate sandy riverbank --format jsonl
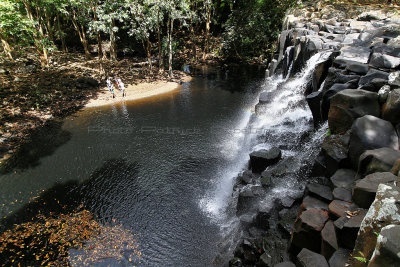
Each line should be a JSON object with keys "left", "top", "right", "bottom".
{"left": 85, "top": 75, "right": 192, "bottom": 108}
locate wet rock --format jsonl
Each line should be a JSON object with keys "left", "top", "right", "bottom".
{"left": 296, "top": 248, "right": 329, "bottom": 267}
{"left": 378, "top": 85, "right": 391, "bottom": 103}
{"left": 300, "top": 196, "right": 329, "bottom": 212}
{"left": 353, "top": 172, "right": 399, "bottom": 208}
{"left": 358, "top": 147, "right": 400, "bottom": 177}
{"left": 391, "top": 158, "right": 400, "bottom": 176}
{"left": 250, "top": 148, "right": 282, "bottom": 173}
{"left": 369, "top": 224, "right": 400, "bottom": 267}
{"left": 358, "top": 69, "right": 389, "bottom": 87}
{"left": 328, "top": 200, "right": 357, "bottom": 218}
{"left": 382, "top": 89, "right": 400, "bottom": 124}
{"left": 328, "top": 89, "right": 379, "bottom": 134}
{"left": 345, "top": 62, "right": 369, "bottom": 75}
{"left": 359, "top": 78, "right": 388, "bottom": 93}
{"left": 260, "top": 175, "right": 273, "bottom": 187}
{"left": 229, "top": 257, "right": 243, "bottom": 267}
{"left": 334, "top": 209, "right": 367, "bottom": 249}
{"left": 321, "top": 80, "right": 359, "bottom": 121}
{"left": 331, "top": 169, "right": 355, "bottom": 189}
{"left": 311, "top": 152, "right": 327, "bottom": 177}
{"left": 256, "top": 203, "right": 274, "bottom": 230}
{"left": 240, "top": 214, "right": 255, "bottom": 228}
{"left": 306, "top": 91, "right": 323, "bottom": 127}
{"left": 336, "top": 46, "right": 371, "bottom": 64}
{"left": 352, "top": 184, "right": 400, "bottom": 267}
{"left": 259, "top": 91, "right": 274, "bottom": 104}
{"left": 328, "top": 248, "right": 351, "bottom": 267}
{"left": 290, "top": 208, "right": 329, "bottom": 253}
{"left": 274, "top": 261, "right": 295, "bottom": 267}
{"left": 388, "top": 71, "right": 400, "bottom": 87}
{"left": 333, "top": 187, "right": 352, "bottom": 202}
{"left": 278, "top": 204, "right": 299, "bottom": 237}
{"left": 237, "top": 187, "right": 262, "bottom": 215}
{"left": 334, "top": 73, "right": 361, "bottom": 85}
{"left": 349, "top": 115, "right": 399, "bottom": 167}
{"left": 258, "top": 252, "right": 273, "bottom": 267}
{"left": 370, "top": 53, "right": 400, "bottom": 69}
{"left": 321, "top": 220, "right": 338, "bottom": 259}
{"left": 305, "top": 183, "right": 333, "bottom": 202}
{"left": 321, "top": 134, "right": 350, "bottom": 176}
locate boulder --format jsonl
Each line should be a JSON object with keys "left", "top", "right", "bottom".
{"left": 359, "top": 78, "right": 388, "bottom": 93}
{"left": 250, "top": 147, "right": 282, "bottom": 173}
{"left": 346, "top": 62, "right": 369, "bottom": 75}
{"left": 392, "top": 158, "right": 400, "bottom": 176}
{"left": 305, "top": 183, "right": 333, "bottom": 202}
{"left": 291, "top": 208, "right": 329, "bottom": 253}
{"left": 256, "top": 202, "right": 275, "bottom": 230}
{"left": 334, "top": 209, "right": 367, "bottom": 249}
{"left": 353, "top": 172, "right": 399, "bottom": 208}
{"left": 278, "top": 205, "right": 299, "bottom": 236}
{"left": 274, "top": 261, "right": 295, "bottom": 267}
{"left": 368, "top": 225, "right": 400, "bottom": 267}
{"left": 333, "top": 188, "right": 352, "bottom": 202}
{"left": 383, "top": 89, "right": 400, "bottom": 124}
{"left": 370, "top": 53, "right": 400, "bottom": 69}
{"left": 296, "top": 248, "right": 329, "bottom": 267}
{"left": 237, "top": 187, "right": 263, "bottom": 215}
{"left": 312, "top": 57, "right": 334, "bottom": 93}
{"left": 388, "top": 71, "right": 400, "bottom": 87}
{"left": 259, "top": 91, "right": 274, "bottom": 104}
{"left": 348, "top": 115, "right": 399, "bottom": 167}
{"left": 321, "top": 134, "right": 350, "bottom": 176}
{"left": 328, "top": 248, "right": 351, "bottom": 267}
{"left": 335, "top": 46, "right": 371, "bottom": 64}
{"left": 331, "top": 169, "right": 356, "bottom": 189}
{"left": 328, "top": 89, "right": 380, "bottom": 134}
{"left": 358, "top": 69, "right": 389, "bottom": 87}
{"left": 321, "top": 80, "right": 359, "bottom": 120}
{"left": 358, "top": 10, "right": 387, "bottom": 21}
{"left": 352, "top": 184, "right": 400, "bottom": 267}
{"left": 300, "top": 196, "right": 329, "bottom": 212}
{"left": 378, "top": 85, "right": 391, "bottom": 103}
{"left": 306, "top": 91, "right": 323, "bottom": 127}
{"left": 358, "top": 147, "right": 400, "bottom": 177}
{"left": 328, "top": 200, "right": 357, "bottom": 218}
{"left": 321, "top": 220, "right": 339, "bottom": 259}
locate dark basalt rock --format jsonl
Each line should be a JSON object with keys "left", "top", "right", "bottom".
{"left": 359, "top": 78, "right": 388, "bottom": 93}
{"left": 370, "top": 53, "right": 400, "bottom": 69}
{"left": 274, "top": 261, "right": 296, "bottom": 267}
{"left": 358, "top": 147, "right": 400, "bottom": 177}
{"left": 345, "top": 62, "right": 369, "bottom": 75}
{"left": 348, "top": 115, "right": 399, "bottom": 167}
{"left": 383, "top": 89, "right": 400, "bottom": 124}
{"left": 296, "top": 248, "right": 329, "bottom": 267}
{"left": 368, "top": 225, "right": 400, "bottom": 267}
{"left": 300, "top": 196, "right": 329, "bottom": 212}
{"left": 333, "top": 187, "right": 352, "bottom": 202}
{"left": 321, "top": 220, "right": 338, "bottom": 259}
{"left": 259, "top": 91, "right": 274, "bottom": 105}
{"left": 358, "top": 69, "right": 389, "bottom": 86}
{"left": 328, "top": 248, "right": 351, "bottom": 267}
{"left": 306, "top": 91, "right": 324, "bottom": 127}
{"left": 290, "top": 208, "right": 329, "bottom": 253}
{"left": 330, "top": 169, "right": 355, "bottom": 190}
{"left": 321, "top": 134, "right": 350, "bottom": 176}
{"left": 334, "top": 209, "right": 367, "bottom": 249}
{"left": 305, "top": 183, "right": 333, "bottom": 202}
{"left": 353, "top": 172, "right": 399, "bottom": 208}
{"left": 250, "top": 148, "right": 282, "bottom": 173}
{"left": 328, "top": 89, "right": 380, "bottom": 134}
{"left": 328, "top": 200, "right": 357, "bottom": 218}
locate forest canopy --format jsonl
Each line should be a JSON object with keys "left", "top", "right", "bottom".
{"left": 0, "top": 0, "right": 302, "bottom": 67}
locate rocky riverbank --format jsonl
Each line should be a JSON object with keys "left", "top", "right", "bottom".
{"left": 229, "top": 1, "right": 400, "bottom": 266}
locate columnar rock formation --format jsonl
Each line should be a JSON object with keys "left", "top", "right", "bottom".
{"left": 230, "top": 2, "right": 400, "bottom": 266}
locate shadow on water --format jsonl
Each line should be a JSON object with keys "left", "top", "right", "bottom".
{"left": 0, "top": 120, "right": 72, "bottom": 175}
{"left": 0, "top": 158, "right": 140, "bottom": 233}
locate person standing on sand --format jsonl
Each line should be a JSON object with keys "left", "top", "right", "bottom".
{"left": 115, "top": 76, "right": 125, "bottom": 97}
{"left": 107, "top": 77, "right": 115, "bottom": 98}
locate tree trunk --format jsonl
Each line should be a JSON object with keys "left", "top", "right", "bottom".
{"left": 157, "top": 10, "right": 163, "bottom": 73}
{"left": 57, "top": 14, "right": 67, "bottom": 52}
{"left": 203, "top": 5, "right": 211, "bottom": 60}
{"left": 110, "top": 19, "right": 117, "bottom": 61}
{"left": 44, "top": 10, "right": 54, "bottom": 43}
{"left": 0, "top": 35, "right": 13, "bottom": 60}
{"left": 92, "top": 3, "right": 103, "bottom": 60}
{"left": 168, "top": 17, "right": 174, "bottom": 78}
{"left": 146, "top": 37, "right": 152, "bottom": 71}
{"left": 71, "top": 12, "right": 90, "bottom": 57}
{"left": 190, "top": 22, "right": 197, "bottom": 62}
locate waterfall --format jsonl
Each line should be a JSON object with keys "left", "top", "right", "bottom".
{"left": 202, "top": 51, "right": 332, "bottom": 263}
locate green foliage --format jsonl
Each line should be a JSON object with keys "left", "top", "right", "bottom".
{"left": 220, "top": 0, "right": 299, "bottom": 60}
{"left": 354, "top": 251, "right": 368, "bottom": 263}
